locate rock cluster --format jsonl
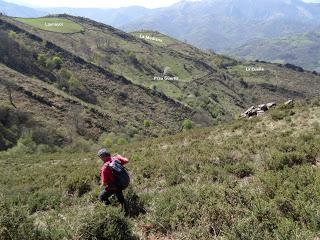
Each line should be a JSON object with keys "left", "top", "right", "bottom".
{"left": 241, "top": 102, "right": 276, "bottom": 118}
{"left": 241, "top": 99, "right": 295, "bottom": 118}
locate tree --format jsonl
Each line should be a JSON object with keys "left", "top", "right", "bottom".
{"left": 0, "top": 77, "right": 17, "bottom": 109}
{"left": 144, "top": 120, "right": 151, "bottom": 128}
{"left": 182, "top": 119, "right": 193, "bottom": 131}
{"left": 37, "top": 54, "right": 47, "bottom": 66}
{"left": 52, "top": 56, "right": 63, "bottom": 68}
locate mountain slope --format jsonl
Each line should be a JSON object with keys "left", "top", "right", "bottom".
{"left": 228, "top": 26, "right": 320, "bottom": 72}
{"left": 0, "top": 16, "right": 206, "bottom": 149}
{"left": 0, "top": 0, "right": 47, "bottom": 17}
{"left": 1, "top": 98, "right": 320, "bottom": 239}
{"left": 6, "top": 15, "right": 320, "bottom": 122}
{"left": 3, "top": 15, "right": 248, "bottom": 119}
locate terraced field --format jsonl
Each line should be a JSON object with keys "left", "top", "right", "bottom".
{"left": 14, "top": 17, "right": 84, "bottom": 33}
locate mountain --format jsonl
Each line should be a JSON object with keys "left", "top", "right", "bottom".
{"left": 228, "top": 26, "right": 320, "bottom": 72}
{"left": 2, "top": 0, "right": 320, "bottom": 55}
{"left": 6, "top": 14, "right": 320, "bottom": 120}
{"left": 1, "top": 13, "right": 320, "bottom": 151}
{"left": 0, "top": 15, "right": 208, "bottom": 151}
{"left": 40, "top": 6, "right": 153, "bottom": 27}
{"left": 122, "top": 0, "right": 320, "bottom": 52}
{"left": 0, "top": 0, "right": 47, "bottom": 17}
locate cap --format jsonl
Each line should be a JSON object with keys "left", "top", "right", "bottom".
{"left": 97, "top": 148, "right": 109, "bottom": 158}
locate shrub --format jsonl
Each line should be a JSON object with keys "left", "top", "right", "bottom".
{"left": 8, "top": 30, "right": 17, "bottom": 39}
{"left": 46, "top": 56, "right": 63, "bottom": 70}
{"left": 266, "top": 132, "right": 319, "bottom": 170}
{"left": 228, "top": 163, "right": 254, "bottom": 178}
{"left": 124, "top": 125, "right": 138, "bottom": 138}
{"left": 182, "top": 119, "right": 193, "bottom": 131}
{"left": 37, "top": 54, "right": 47, "bottom": 66}
{"left": 117, "top": 138, "right": 128, "bottom": 145}
{"left": 46, "top": 58, "right": 57, "bottom": 70}
{"left": 270, "top": 107, "right": 295, "bottom": 121}
{"left": 311, "top": 98, "right": 320, "bottom": 107}
{"left": 58, "top": 68, "right": 73, "bottom": 80}
{"left": 143, "top": 120, "right": 151, "bottom": 128}
{"left": 0, "top": 202, "right": 44, "bottom": 240}
{"left": 76, "top": 204, "right": 137, "bottom": 240}
{"left": 66, "top": 178, "right": 91, "bottom": 197}
{"left": 6, "top": 130, "right": 37, "bottom": 155}
{"left": 36, "top": 144, "right": 55, "bottom": 154}
{"left": 165, "top": 164, "right": 185, "bottom": 186}
{"left": 67, "top": 76, "right": 81, "bottom": 90}
{"left": 124, "top": 187, "right": 146, "bottom": 217}
{"left": 267, "top": 149, "right": 316, "bottom": 170}
{"left": 52, "top": 56, "right": 63, "bottom": 68}
{"left": 102, "top": 137, "right": 113, "bottom": 148}
{"left": 67, "top": 137, "right": 95, "bottom": 152}
{"left": 150, "top": 84, "right": 157, "bottom": 91}
{"left": 124, "top": 50, "right": 139, "bottom": 65}
{"left": 27, "top": 191, "right": 62, "bottom": 213}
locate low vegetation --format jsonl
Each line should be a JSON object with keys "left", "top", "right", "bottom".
{"left": 0, "top": 100, "right": 319, "bottom": 239}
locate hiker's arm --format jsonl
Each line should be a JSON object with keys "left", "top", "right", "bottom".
{"left": 100, "top": 169, "right": 108, "bottom": 188}
{"left": 116, "top": 155, "right": 129, "bottom": 165}
{"left": 100, "top": 183, "right": 108, "bottom": 190}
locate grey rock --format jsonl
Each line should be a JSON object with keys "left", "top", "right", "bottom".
{"left": 258, "top": 104, "right": 268, "bottom": 111}
{"left": 266, "top": 102, "right": 276, "bottom": 109}
{"left": 284, "top": 99, "right": 294, "bottom": 106}
{"left": 257, "top": 110, "right": 265, "bottom": 116}
{"left": 244, "top": 106, "right": 255, "bottom": 115}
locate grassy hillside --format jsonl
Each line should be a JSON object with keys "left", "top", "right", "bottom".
{"left": 0, "top": 17, "right": 207, "bottom": 152}
{"left": 14, "top": 17, "right": 84, "bottom": 33}
{"left": 4, "top": 14, "right": 320, "bottom": 122}
{"left": 229, "top": 28, "right": 320, "bottom": 72}
{"left": 1, "top": 99, "right": 319, "bottom": 239}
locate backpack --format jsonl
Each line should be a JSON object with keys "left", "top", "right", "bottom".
{"left": 108, "top": 158, "right": 130, "bottom": 190}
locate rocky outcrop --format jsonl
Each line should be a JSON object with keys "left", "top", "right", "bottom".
{"left": 241, "top": 102, "right": 277, "bottom": 118}
{"left": 241, "top": 99, "right": 295, "bottom": 118}
{"left": 284, "top": 99, "right": 294, "bottom": 106}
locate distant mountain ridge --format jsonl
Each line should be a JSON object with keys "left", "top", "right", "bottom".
{"left": 122, "top": 0, "right": 320, "bottom": 51}
{"left": 2, "top": 0, "right": 320, "bottom": 53}
{"left": 0, "top": 0, "right": 47, "bottom": 17}
{"left": 228, "top": 26, "right": 320, "bottom": 72}
{"left": 39, "top": 6, "right": 153, "bottom": 27}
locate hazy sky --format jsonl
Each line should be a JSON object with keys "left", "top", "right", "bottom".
{"left": 5, "top": 0, "right": 320, "bottom": 9}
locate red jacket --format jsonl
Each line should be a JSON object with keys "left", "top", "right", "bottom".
{"left": 100, "top": 154, "right": 128, "bottom": 187}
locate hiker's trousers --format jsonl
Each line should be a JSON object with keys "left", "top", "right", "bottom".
{"left": 99, "top": 186, "right": 125, "bottom": 206}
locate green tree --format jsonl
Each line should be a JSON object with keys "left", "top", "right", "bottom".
{"left": 52, "top": 56, "right": 63, "bottom": 67}
{"left": 182, "top": 119, "right": 193, "bottom": 131}
{"left": 144, "top": 120, "right": 151, "bottom": 128}
{"left": 37, "top": 54, "right": 47, "bottom": 66}
{"left": 59, "top": 68, "right": 73, "bottom": 80}
{"left": 68, "top": 76, "right": 81, "bottom": 89}
{"left": 8, "top": 30, "right": 17, "bottom": 39}
{"left": 46, "top": 59, "right": 56, "bottom": 70}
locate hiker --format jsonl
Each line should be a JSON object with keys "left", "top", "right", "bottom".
{"left": 97, "top": 148, "right": 130, "bottom": 207}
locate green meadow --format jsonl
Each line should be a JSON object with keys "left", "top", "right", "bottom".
{"left": 14, "top": 17, "right": 84, "bottom": 33}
